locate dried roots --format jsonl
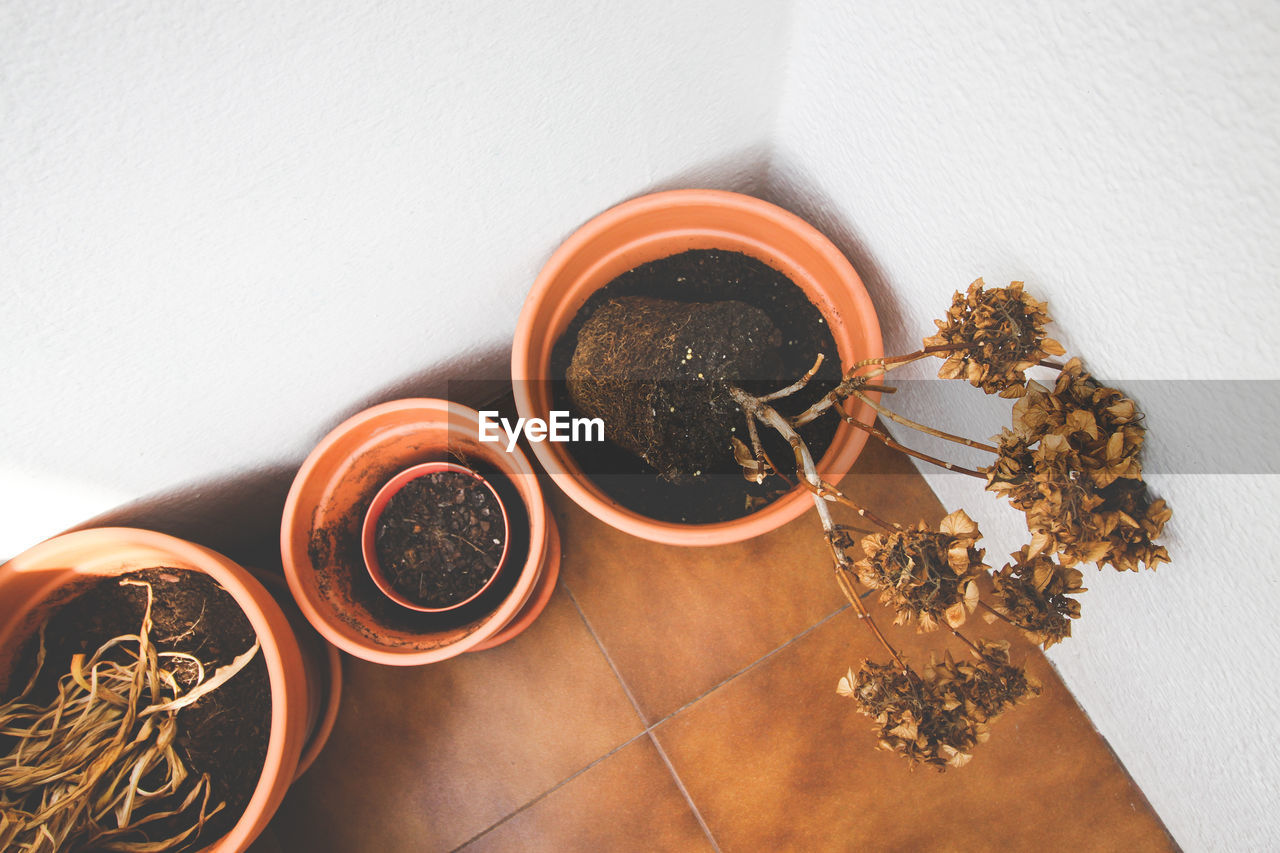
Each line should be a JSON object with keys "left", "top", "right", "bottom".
{"left": 0, "top": 579, "right": 260, "bottom": 853}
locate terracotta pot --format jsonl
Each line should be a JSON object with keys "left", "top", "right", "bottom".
{"left": 0, "top": 528, "right": 312, "bottom": 853}
{"left": 250, "top": 570, "right": 342, "bottom": 781}
{"left": 512, "top": 189, "right": 883, "bottom": 546}
{"left": 361, "top": 462, "right": 510, "bottom": 613}
{"left": 280, "top": 398, "right": 559, "bottom": 665}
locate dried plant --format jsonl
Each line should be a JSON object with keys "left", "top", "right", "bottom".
{"left": 0, "top": 579, "right": 260, "bottom": 853}
{"left": 985, "top": 358, "right": 1171, "bottom": 572}
{"left": 717, "top": 280, "right": 1169, "bottom": 770}
{"left": 989, "top": 547, "right": 1085, "bottom": 649}
{"left": 852, "top": 511, "right": 986, "bottom": 632}
{"left": 838, "top": 640, "right": 1040, "bottom": 769}
{"left": 923, "top": 279, "right": 1064, "bottom": 397}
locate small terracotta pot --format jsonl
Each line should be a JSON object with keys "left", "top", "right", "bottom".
{"left": 280, "top": 398, "right": 559, "bottom": 665}
{"left": 361, "top": 461, "right": 511, "bottom": 613}
{"left": 0, "top": 528, "right": 312, "bottom": 853}
{"left": 511, "top": 189, "right": 883, "bottom": 546}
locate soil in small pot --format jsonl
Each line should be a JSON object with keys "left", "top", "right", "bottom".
{"left": 309, "top": 454, "right": 530, "bottom": 640}
{"left": 550, "top": 248, "right": 843, "bottom": 523}
{"left": 374, "top": 470, "right": 506, "bottom": 609}
{"left": 5, "top": 568, "right": 270, "bottom": 851}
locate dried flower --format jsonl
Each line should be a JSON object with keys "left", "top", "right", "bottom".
{"left": 984, "top": 360, "right": 1171, "bottom": 572}
{"left": 990, "top": 547, "right": 1086, "bottom": 649}
{"left": 1012, "top": 358, "right": 1146, "bottom": 488}
{"left": 843, "top": 660, "right": 982, "bottom": 770}
{"left": 1092, "top": 480, "right": 1173, "bottom": 573}
{"left": 993, "top": 432, "right": 1170, "bottom": 571}
{"left": 984, "top": 428, "right": 1036, "bottom": 496}
{"left": 924, "top": 279, "right": 1065, "bottom": 398}
{"left": 853, "top": 510, "right": 987, "bottom": 631}
{"left": 841, "top": 641, "right": 1039, "bottom": 770}
{"left": 927, "top": 640, "right": 1041, "bottom": 724}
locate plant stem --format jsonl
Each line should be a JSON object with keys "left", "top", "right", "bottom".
{"left": 848, "top": 344, "right": 967, "bottom": 380}
{"left": 800, "top": 477, "right": 901, "bottom": 532}
{"left": 741, "top": 411, "right": 794, "bottom": 487}
{"left": 790, "top": 376, "right": 863, "bottom": 427}
{"left": 745, "top": 411, "right": 766, "bottom": 471}
{"left": 789, "top": 374, "right": 894, "bottom": 428}
{"left": 851, "top": 390, "right": 998, "bottom": 454}
{"left": 833, "top": 561, "right": 911, "bottom": 674}
{"left": 948, "top": 625, "right": 982, "bottom": 655}
{"left": 843, "top": 417, "right": 986, "bottom": 478}
{"left": 733, "top": 386, "right": 898, "bottom": 531}
{"left": 729, "top": 385, "right": 911, "bottom": 675}
{"left": 976, "top": 598, "right": 1021, "bottom": 628}
{"left": 761, "top": 353, "right": 825, "bottom": 402}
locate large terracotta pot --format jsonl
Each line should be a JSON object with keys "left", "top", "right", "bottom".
{"left": 280, "top": 398, "right": 559, "bottom": 665}
{"left": 0, "top": 528, "right": 312, "bottom": 853}
{"left": 512, "top": 189, "right": 883, "bottom": 546}
{"left": 250, "top": 569, "right": 342, "bottom": 781}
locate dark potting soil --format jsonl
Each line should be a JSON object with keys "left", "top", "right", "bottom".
{"left": 374, "top": 470, "right": 507, "bottom": 608}
{"left": 550, "top": 248, "right": 842, "bottom": 523}
{"left": 7, "top": 568, "right": 269, "bottom": 850}
{"left": 567, "top": 295, "right": 783, "bottom": 485}
{"left": 308, "top": 454, "right": 531, "bottom": 639}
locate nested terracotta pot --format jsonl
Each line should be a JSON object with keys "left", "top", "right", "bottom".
{"left": 280, "top": 398, "right": 559, "bottom": 665}
{"left": 361, "top": 461, "right": 511, "bottom": 613}
{"left": 0, "top": 528, "right": 315, "bottom": 853}
{"left": 511, "top": 188, "right": 883, "bottom": 546}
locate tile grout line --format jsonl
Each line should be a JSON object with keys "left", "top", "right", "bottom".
{"left": 565, "top": 585, "right": 651, "bottom": 728}
{"left": 449, "top": 586, "right": 656, "bottom": 852}
{"left": 647, "top": 730, "right": 723, "bottom": 853}
{"left": 640, "top": 604, "right": 852, "bottom": 853}
{"left": 448, "top": 730, "right": 651, "bottom": 852}
{"left": 454, "top": 598, "right": 852, "bottom": 852}
{"left": 645, "top": 602, "right": 851, "bottom": 732}
{"left": 567, "top": 586, "right": 723, "bottom": 851}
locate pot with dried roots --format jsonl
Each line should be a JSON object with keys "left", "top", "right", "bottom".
{"left": 0, "top": 527, "right": 315, "bottom": 853}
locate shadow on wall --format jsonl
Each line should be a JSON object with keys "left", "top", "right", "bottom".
{"left": 71, "top": 464, "right": 299, "bottom": 575}
{"left": 71, "top": 345, "right": 518, "bottom": 571}
{"left": 329, "top": 345, "right": 513, "bottom": 434}
{"left": 761, "top": 163, "right": 1280, "bottom": 480}
{"left": 642, "top": 143, "right": 774, "bottom": 200}
{"left": 760, "top": 158, "right": 913, "bottom": 355}
{"left": 50, "top": 148, "right": 786, "bottom": 567}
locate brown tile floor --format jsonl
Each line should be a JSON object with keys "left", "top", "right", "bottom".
{"left": 263, "top": 439, "right": 1176, "bottom": 852}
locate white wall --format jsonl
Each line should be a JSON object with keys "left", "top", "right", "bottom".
{"left": 771, "top": 1, "right": 1279, "bottom": 850}
{"left": 5, "top": 2, "right": 1279, "bottom": 848}
{"left": 0, "top": 0, "right": 789, "bottom": 557}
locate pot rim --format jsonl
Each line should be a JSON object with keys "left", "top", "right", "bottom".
{"left": 511, "top": 188, "right": 883, "bottom": 546}
{"left": 247, "top": 569, "right": 342, "bottom": 782}
{"left": 361, "top": 461, "right": 512, "bottom": 613}
{"left": 466, "top": 510, "right": 560, "bottom": 653}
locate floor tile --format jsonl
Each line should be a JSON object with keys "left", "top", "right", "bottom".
{"left": 555, "top": 436, "right": 944, "bottom": 723}
{"left": 459, "top": 735, "right": 714, "bottom": 853}
{"left": 269, "top": 587, "right": 644, "bottom": 853}
{"left": 652, "top": 604, "right": 1175, "bottom": 852}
